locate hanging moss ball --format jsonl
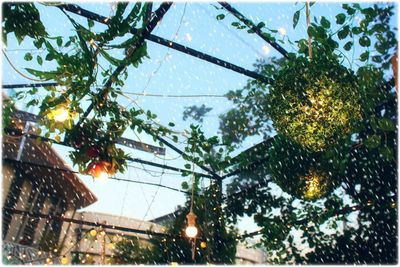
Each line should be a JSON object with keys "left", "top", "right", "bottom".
{"left": 267, "top": 135, "right": 340, "bottom": 201}
{"left": 267, "top": 56, "right": 362, "bottom": 151}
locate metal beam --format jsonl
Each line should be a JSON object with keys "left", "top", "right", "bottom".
{"left": 4, "top": 208, "right": 177, "bottom": 238}
{"left": 156, "top": 136, "right": 223, "bottom": 180}
{"left": 56, "top": 3, "right": 272, "bottom": 83}
{"left": 218, "top": 2, "right": 289, "bottom": 59}
{"left": 4, "top": 136, "right": 214, "bottom": 180}
{"left": 75, "top": 2, "right": 173, "bottom": 127}
{"left": 9, "top": 110, "right": 166, "bottom": 155}
{"left": 128, "top": 156, "right": 216, "bottom": 179}
{"left": 2, "top": 82, "right": 59, "bottom": 89}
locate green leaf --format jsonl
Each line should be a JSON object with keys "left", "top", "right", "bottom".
{"left": 379, "top": 146, "right": 393, "bottom": 162}
{"left": 24, "top": 53, "right": 33, "bottom": 61}
{"left": 352, "top": 27, "right": 362, "bottom": 34}
{"left": 337, "top": 25, "right": 349, "bottom": 39}
{"left": 335, "top": 13, "right": 346, "bottom": 25}
{"left": 343, "top": 41, "right": 353, "bottom": 51}
{"left": 231, "top": 22, "right": 240, "bottom": 27}
{"left": 88, "top": 18, "right": 94, "bottom": 28}
{"left": 168, "top": 122, "right": 175, "bottom": 127}
{"left": 320, "top": 16, "right": 330, "bottom": 29}
{"left": 365, "top": 135, "right": 381, "bottom": 149}
{"left": 359, "top": 51, "right": 369, "bottom": 62}
{"left": 25, "top": 68, "right": 59, "bottom": 80}
{"left": 45, "top": 53, "right": 54, "bottom": 61}
{"left": 56, "top": 37, "right": 62, "bottom": 47}
{"left": 37, "top": 55, "right": 43, "bottom": 65}
{"left": 359, "top": 36, "right": 371, "bottom": 47}
{"left": 372, "top": 56, "right": 382, "bottom": 63}
{"left": 184, "top": 163, "right": 191, "bottom": 169}
{"left": 181, "top": 181, "right": 189, "bottom": 190}
{"left": 257, "top": 22, "right": 266, "bottom": 29}
{"left": 216, "top": 14, "right": 225, "bottom": 20}
{"left": 377, "top": 118, "right": 396, "bottom": 132}
{"left": 99, "top": 49, "right": 123, "bottom": 66}
{"left": 293, "top": 10, "right": 300, "bottom": 29}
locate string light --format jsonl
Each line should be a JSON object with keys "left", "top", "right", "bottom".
{"left": 87, "top": 161, "right": 112, "bottom": 180}
{"left": 278, "top": 27, "right": 287, "bottom": 36}
{"left": 262, "top": 45, "right": 270, "bottom": 55}
{"left": 50, "top": 106, "right": 69, "bottom": 122}
{"left": 90, "top": 229, "right": 98, "bottom": 237}
{"left": 185, "top": 162, "right": 198, "bottom": 260}
{"left": 60, "top": 256, "right": 69, "bottom": 265}
{"left": 185, "top": 211, "right": 198, "bottom": 238}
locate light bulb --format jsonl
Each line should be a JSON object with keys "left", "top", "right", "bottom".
{"left": 185, "top": 226, "right": 198, "bottom": 238}
{"left": 88, "top": 161, "right": 111, "bottom": 181}
{"left": 96, "top": 171, "right": 109, "bottom": 181}
{"left": 53, "top": 107, "right": 69, "bottom": 122}
{"left": 60, "top": 257, "right": 68, "bottom": 265}
{"left": 262, "top": 45, "right": 270, "bottom": 55}
{"left": 90, "top": 229, "right": 97, "bottom": 237}
{"left": 278, "top": 27, "right": 287, "bottom": 36}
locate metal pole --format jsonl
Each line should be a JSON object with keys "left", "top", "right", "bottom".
{"left": 218, "top": 2, "right": 289, "bottom": 59}
{"left": 75, "top": 2, "right": 173, "bottom": 128}
{"left": 55, "top": 3, "right": 272, "bottom": 83}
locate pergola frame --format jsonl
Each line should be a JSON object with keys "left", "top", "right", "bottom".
{"left": 2, "top": 1, "right": 396, "bottom": 262}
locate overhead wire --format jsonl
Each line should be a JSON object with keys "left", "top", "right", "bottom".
{"left": 2, "top": 50, "right": 47, "bottom": 82}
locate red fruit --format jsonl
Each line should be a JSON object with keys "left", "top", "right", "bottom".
{"left": 86, "top": 146, "right": 100, "bottom": 158}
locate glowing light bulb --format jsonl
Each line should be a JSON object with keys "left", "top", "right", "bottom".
{"left": 185, "top": 226, "right": 198, "bottom": 238}
{"left": 53, "top": 106, "right": 69, "bottom": 122}
{"left": 185, "top": 211, "right": 198, "bottom": 238}
{"left": 61, "top": 257, "right": 68, "bottom": 265}
{"left": 278, "top": 27, "right": 286, "bottom": 36}
{"left": 88, "top": 161, "right": 111, "bottom": 180}
{"left": 108, "top": 243, "right": 115, "bottom": 250}
{"left": 96, "top": 171, "right": 109, "bottom": 181}
{"left": 90, "top": 229, "right": 97, "bottom": 237}
{"left": 262, "top": 45, "right": 270, "bottom": 55}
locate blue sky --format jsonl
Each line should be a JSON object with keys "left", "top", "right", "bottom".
{"left": 3, "top": 2, "right": 397, "bottom": 237}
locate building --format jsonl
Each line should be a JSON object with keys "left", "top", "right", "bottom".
{"left": 2, "top": 117, "right": 97, "bottom": 264}
{"left": 59, "top": 211, "right": 166, "bottom": 264}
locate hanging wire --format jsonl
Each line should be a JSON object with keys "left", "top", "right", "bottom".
{"left": 189, "top": 161, "right": 196, "bottom": 212}
{"left": 2, "top": 50, "right": 47, "bottom": 82}
{"left": 132, "top": 131, "right": 182, "bottom": 161}
{"left": 119, "top": 167, "right": 131, "bottom": 216}
{"left": 122, "top": 91, "right": 226, "bottom": 98}
{"left": 134, "top": 166, "right": 160, "bottom": 229}
{"left": 124, "top": 2, "right": 188, "bottom": 110}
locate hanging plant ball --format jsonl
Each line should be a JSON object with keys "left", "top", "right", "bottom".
{"left": 267, "top": 135, "right": 341, "bottom": 201}
{"left": 267, "top": 56, "right": 362, "bottom": 151}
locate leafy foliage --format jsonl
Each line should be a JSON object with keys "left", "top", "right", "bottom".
{"left": 268, "top": 55, "right": 362, "bottom": 151}
{"left": 182, "top": 104, "right": 213, "bottom": 123}
{"left": 2, "top": 3, "right": 48, "bottom": 45}
{"left": 114, "top": 184, "right": 238, "bottom": 264}
{"left": 267, "top": 135, "right": 349, "bottom": 200}
{"left": 221, "top": 3, "right": 397, "bottom": 264}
